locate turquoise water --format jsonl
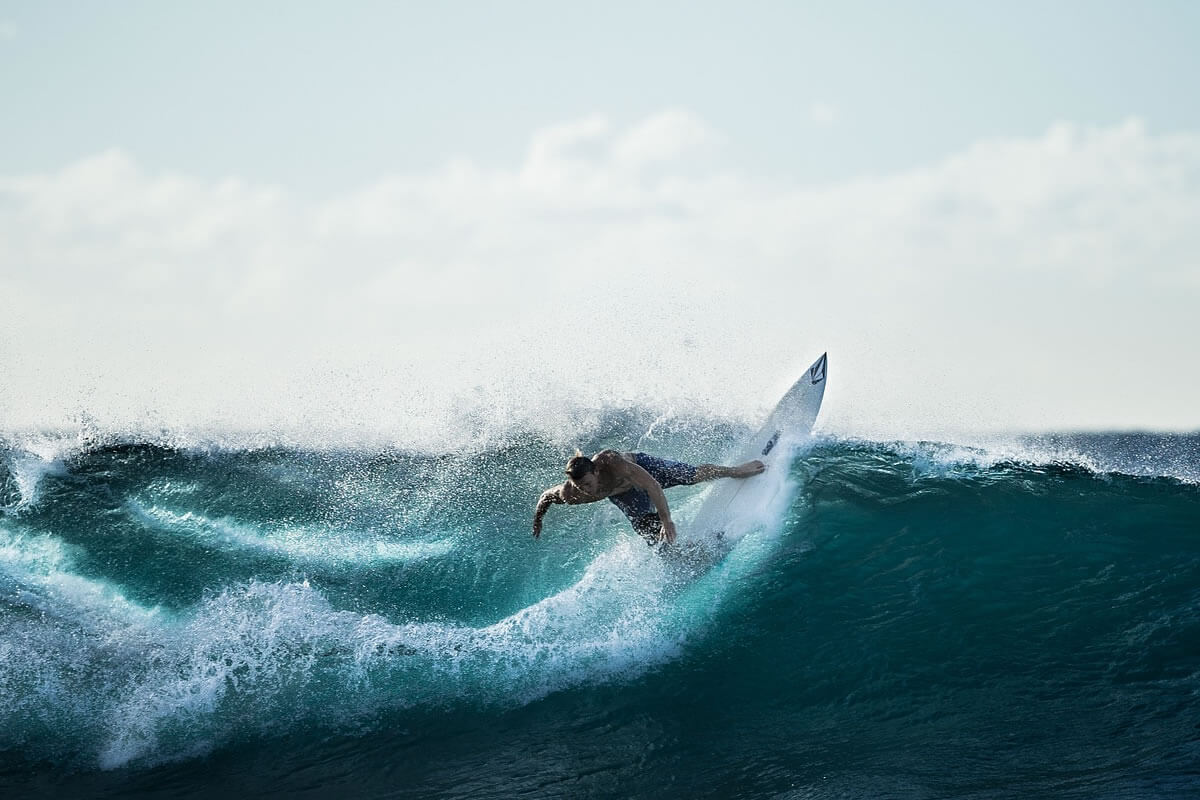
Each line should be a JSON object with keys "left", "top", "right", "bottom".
{"left": 1, "top": 417, "right": 1198, "bottom": 798}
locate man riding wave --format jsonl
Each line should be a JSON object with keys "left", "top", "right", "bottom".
{"left": 532, "top": 450, "right": 765, "bottom": 545}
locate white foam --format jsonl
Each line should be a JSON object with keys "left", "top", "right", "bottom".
{"left": 0, "top": 524, "right": 161, "bottom": 626}
{"left": 0, "top": 522, "right": 169, "bottom": 764}
{"left": 96, "top": 579, "right": 349, "bottom": 769}
{"left": 874, "top": 435, "right": 1195, "bottom": 483}
{"left": 92, "top": 517, "right": 729, "bottom": 766}
{"left": 1, "top": 390, "right": 750, "bottom": 458}
{"left": 126, "top": 500, "right": 456, "bottom": 565}
{"left": 88, "top": 552, "right": 681, "bottom": 766}
{"left": 2, "top": 447, "right": 68, "bottom": 512}
{"left": 0, "top": 524, "right": 749, "bottom": 770}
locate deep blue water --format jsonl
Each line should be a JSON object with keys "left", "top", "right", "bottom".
{"left": 1, "top": 419, "right": 1198, "bottom": 798}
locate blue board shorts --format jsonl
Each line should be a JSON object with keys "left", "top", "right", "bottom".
{"left": 608, "top": 453, "right": 698, "bottom": 543}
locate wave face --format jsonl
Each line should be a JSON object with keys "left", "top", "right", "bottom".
{"left": 1, "top": 423, "right": 1198, "bottom": 798}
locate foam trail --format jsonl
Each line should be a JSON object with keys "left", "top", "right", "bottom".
{"left": 0, "top": 523, "right": 161, "bottom": 627}
{"left": 92, "top": 543, "right": 687, "bottom": 768}
{"left": 666, "top": 437, "right": 807, "bottom": 624}
{"left": 0, "top": 516, "right": 703, "bottom": 769}
{"left": 125, "top": 501, "right": 456, "bottom": 565}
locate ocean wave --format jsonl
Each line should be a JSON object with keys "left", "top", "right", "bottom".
{"left": 1, "top": 425, "right": 1197, "bottom": 789}
{"left": 807, "top": 434, "right": 1200, "bottom": 485}
{"left": 1, "top": 546, "right": 707, "bottom": 770}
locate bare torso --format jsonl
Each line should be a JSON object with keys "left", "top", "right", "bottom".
{"left": 559, "top": 450, "right": 636, "bottom": 504}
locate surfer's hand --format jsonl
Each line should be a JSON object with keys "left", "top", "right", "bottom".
{"left": 532, "top": 521, "right": 542, "bottom": 539}
{"left": 661, "top": 518, "right": 677, "bottom": 545}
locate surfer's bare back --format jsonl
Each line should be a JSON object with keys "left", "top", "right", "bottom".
{"left": 532, "top": 450, "right": 765, "bottom": 545}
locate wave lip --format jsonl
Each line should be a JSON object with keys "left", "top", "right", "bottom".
{"left": 813, "top": 432, "right": 1200, "bottom": 485}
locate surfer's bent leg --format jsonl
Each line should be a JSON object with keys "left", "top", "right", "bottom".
{"left": 631, "top": 454, "right": 698, "bottom": 488}
{"left": 608, "top": 485, "right": 665, "bottom": 545}
{"left": 630, "top": 514, "right": 665, "bottom": 546}
{"left": 693, "top": 461, "right": 765, "bottom": 482}
{"left": 632, "top": 453, "right": 763, "bottom": 486}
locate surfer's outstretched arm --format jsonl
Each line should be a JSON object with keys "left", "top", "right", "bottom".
{"left": 532, "top": 487, "right": 564, "bottom": 538}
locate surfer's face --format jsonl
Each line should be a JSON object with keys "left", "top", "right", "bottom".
{"left": 573, "top": 472, "right": 600, "bottom": 495}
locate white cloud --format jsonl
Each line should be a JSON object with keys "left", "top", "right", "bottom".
{"left": 809, "top": 102, "right": 836, "bottom": 125}
{"left": 521, "top": 112, "right": 611, "bottom": 187}
{"left": 1, "top": 114, "right": 1198, "bottom": 441}
{"left": 611, "top": 109, "right": 721, "bottom": 168}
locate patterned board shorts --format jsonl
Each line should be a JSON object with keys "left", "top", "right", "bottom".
{"left": 607, "top": 453, "right": 698, "bottom": 543}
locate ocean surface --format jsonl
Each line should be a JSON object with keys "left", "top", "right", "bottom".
{"left": 1, "top": 413, "right": 1198, "bottom": 799}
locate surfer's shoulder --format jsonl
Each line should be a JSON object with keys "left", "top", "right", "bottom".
{"left": 592, "top": 450, "right": 630, "bottom": 476}
{"left": 559, "top": 481, "right": 590, "bottom": 505}
{"left": 591, "top": 449, "right": 625, "bottom": 466}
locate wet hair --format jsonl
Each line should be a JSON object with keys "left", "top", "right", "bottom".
{"left": 565, "top": 449, "right": 595, "bottom": 481}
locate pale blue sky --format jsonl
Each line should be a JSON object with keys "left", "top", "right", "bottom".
{"left": 3, "top": 1, "right": 1198, "bottom": 191}
{"left": 2, "top": 1, "right": 1199, "bottom": 437}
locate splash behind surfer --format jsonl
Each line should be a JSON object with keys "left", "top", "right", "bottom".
{"left": 532, "top": 450, "right": 764, "bottom": 545}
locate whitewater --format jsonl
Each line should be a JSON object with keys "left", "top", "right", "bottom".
{"left": 1, "top": 409, "right": 1198, "bottom": 798}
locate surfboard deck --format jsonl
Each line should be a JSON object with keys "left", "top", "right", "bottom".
{"left": 687, "top": 352, "right": 827, "bottom": 541}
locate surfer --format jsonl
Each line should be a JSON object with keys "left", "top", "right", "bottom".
{"left": 532, "top": 450, "right": 765, "bottom": 545}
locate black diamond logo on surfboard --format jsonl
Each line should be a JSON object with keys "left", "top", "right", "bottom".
{"left": 810, "top": 353, "right": 827, "bottom": 385}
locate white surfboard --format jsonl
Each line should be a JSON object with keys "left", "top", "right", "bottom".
{"left": 688, "top": 352, "right": 828, "bottom": 540}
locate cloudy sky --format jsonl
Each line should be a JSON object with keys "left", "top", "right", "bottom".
{"left": 1, "top": 1, "right": 1198, "bottom": 441}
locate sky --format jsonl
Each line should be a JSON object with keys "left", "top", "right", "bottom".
{"left": 1, "top": 1, "right": 1198, "bottom": 443}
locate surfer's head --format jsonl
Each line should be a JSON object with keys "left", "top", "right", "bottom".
{"left": 565, "top": 450, "right": 599, "bottom": 493}
{"left": 565, "top": 450, "right": 594, "bottom": 480}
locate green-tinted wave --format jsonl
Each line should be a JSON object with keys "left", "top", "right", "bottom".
{"left": 1, "top": 427, "right": 1197, "bottom": 798}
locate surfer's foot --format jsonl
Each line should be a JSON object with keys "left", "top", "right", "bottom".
{"left": 731, "top": 460, "right": 765, "bottom": 478}
{"left": 694, "top": 461, "right": 766, "bottom": 482}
